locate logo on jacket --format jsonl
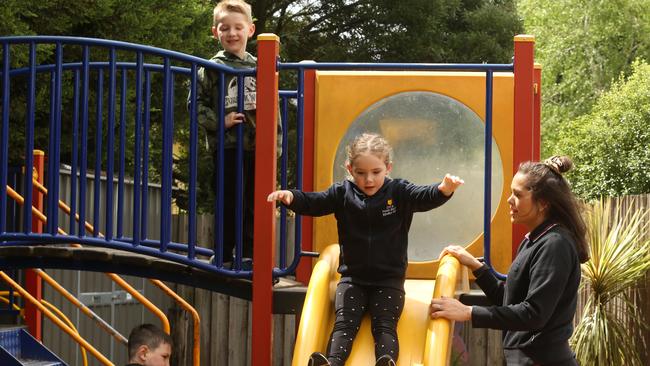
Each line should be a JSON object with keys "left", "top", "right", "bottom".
{"left": 382, "top": 199, "right": 397, "bottom": 217}
{"left": 225, "top": 76, "right": 256, "bottom": 110}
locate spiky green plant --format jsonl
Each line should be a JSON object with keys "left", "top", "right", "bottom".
{"left": 571, "top": 197, "right": 650, "bottom": 365}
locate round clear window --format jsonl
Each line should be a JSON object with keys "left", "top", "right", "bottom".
{"left": 333, "top": 91, "right": 503, "bottom": 261}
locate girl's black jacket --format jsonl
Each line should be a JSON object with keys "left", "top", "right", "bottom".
{"left": 471, "top": 221, "right": 581, "bottom": 364}
{"left": 287, "top": 178, "right": 451, "bottom": 289}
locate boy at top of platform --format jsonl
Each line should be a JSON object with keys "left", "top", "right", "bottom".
{"left": 190, "top": 0, "right": 282, "bottom": 268}
{"left": 126, "top": 323, "right": 172, "bottom": 366}
{"left": 268, "top": 133, "right": 464, "bottom": 366}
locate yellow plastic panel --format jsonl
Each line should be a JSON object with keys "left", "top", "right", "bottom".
{"left": 313, "top": 71, "right": 514, "bottom": 276}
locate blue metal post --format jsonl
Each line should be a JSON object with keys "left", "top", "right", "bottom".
{"left": 214, "top": 71, "right": 225, "bottom": 265}
{"left": 141, "top": 71, "right": 151, "bottom": 240}
{"left": 484, "top": 70, "right": 506, "bottom": 280}
{"left": 46, "top": 71, "right": 56, "bottom": 234}
{"left": 78, "top": 46, "right": 90, "bottom": 236}
{"left": 117, "top": 69, "right": 127, "bottom": 238}
{"left": 93, "top": 69, "right": 103, "bottom": 237}
{"left": 132, "top": 52, "right": 143, "bottom": 246}
{"left": 69, "top": 70, "right": 80, "bottom": 235}
{"left": 105, "top": 48, "right": 117, "bottom": 241}
{"left": 50, "top": 43, "right": 63, "bottom": 234}
{"left": 23, "top": 43, "right": 36, "bottom": 234}
{"left": 279, "top": 96, "right": 289, "bottom": 268}
{"left": 188, "top": 64, "right": 198, "bottom": 259}
{"left": 294, "top": 69, "right": 305, "bottom": 262}
{"left": 0, "top": 43, "right": 9, "bottom": 234}
{"left": 234, "top": 74, "right": 245, "bottom": 269}
{"left": 160, "top": 58, "right": 172, "bottom": 252}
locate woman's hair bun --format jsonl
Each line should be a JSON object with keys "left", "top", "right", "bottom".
{"left": 543, "top": 155, "right": 573, "bottom": 174}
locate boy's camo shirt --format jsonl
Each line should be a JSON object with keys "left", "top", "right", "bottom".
{"left": 193, "top": 50, "right": 282, "bottom": 154}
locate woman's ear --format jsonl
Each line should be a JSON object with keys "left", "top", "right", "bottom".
{"left": 540, "top": 200, "right": 549, "bottom": 212}
{"left": 386, "top": 163, "right": 393, "bottom": 175}
{"left": 346, "top": 163, "right": 353, "bottom": 176}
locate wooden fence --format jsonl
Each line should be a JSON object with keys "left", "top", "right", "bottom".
{"left": 168, "top": 194, "right": 650, "bottom": 366}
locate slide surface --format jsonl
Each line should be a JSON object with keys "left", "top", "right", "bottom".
{"left": 292, "top": 244, "right": 462, "bottom": 366}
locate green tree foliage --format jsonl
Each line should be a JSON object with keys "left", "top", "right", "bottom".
{"left": 517, "top": 0, "right": 650, "bottom": 156}
{"left": 557, "top": 61, "right": 650, "bottom": 199}
{"left": 256, "top": 0, "right": 522, "bottom": 63}
{"left": 1, "top": 0, "right": 213, "bottom": 55}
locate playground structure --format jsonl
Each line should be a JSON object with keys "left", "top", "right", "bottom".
{"left": 0, "top": 33, "right": 539, "bottom": 365}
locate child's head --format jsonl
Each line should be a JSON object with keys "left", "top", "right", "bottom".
{"left": 127, "top": 323, "right": 173, "bottom": 366}
{"left": 211, "top": 0, "right": 255, "bottom": 59}
{"left": 345, "top": 133, "right": 393, "bottom": 196}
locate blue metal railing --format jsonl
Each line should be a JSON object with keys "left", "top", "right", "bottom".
{"left": 1, "top": 35, "right": 510, "bottom": 281}
{"left": 0, "top": 36, "right": 266, "bottom": 278}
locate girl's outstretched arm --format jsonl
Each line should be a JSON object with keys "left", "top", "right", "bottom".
{"left": 267, "top": 190, "right": 294, "bottom": 205}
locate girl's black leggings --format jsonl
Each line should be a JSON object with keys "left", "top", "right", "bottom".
{"left": 326, "top": 282, "right": 405, "bottom": 366}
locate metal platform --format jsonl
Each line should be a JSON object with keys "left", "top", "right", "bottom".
{"left": 0, "top": 246, "right": 307, "bottom": 314}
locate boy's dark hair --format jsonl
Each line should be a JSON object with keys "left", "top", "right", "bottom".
{"left": 127, "top": 323, "right": 173, "bottom": 360}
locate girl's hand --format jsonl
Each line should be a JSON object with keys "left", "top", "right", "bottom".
{"left": 430, "top": 297, "right": 472, "bottom": 321}
{"left": 440, "top": 245, "right": 483, "bottom": 271}
{"left": 438, "top": 174, "right": 464, "bottom": 196}
{"left": 225, "top": 112, "right": 245, "bottom": 129}
{"left": 267, "top": 190, "right": 294, "bottom": 205}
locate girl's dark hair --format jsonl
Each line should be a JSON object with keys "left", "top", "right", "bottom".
{"left": 518, "top": 156, "right": 589, "bottom": 263}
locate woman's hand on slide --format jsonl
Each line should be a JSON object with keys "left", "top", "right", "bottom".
{"left": 440, "top": 245, "right": 483, "bottom": 271}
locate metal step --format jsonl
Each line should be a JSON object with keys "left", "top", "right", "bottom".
{"left": 16, "top": 360, "right": 63, "bottom": 366}
{"left": 0, "top": 327, "right": 67, "bottom": 366}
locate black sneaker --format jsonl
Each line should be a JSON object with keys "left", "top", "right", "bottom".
{"left": 375, "top": 354, "right": 396, "bottom": 366}
{"left": 308, "top": 352, "right": 330, "bottom": 366}
{"left": 241, "top": 258, "right": 253, "bottom": 271}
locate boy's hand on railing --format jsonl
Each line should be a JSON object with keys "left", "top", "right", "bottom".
{"left": 267, "top": 190, "right": 294, "bottom": 205}
{"left": 438, "top": 174, "right": 464, "bottom": 196}
{"left": 439, "top": 245, "right": 483, "bottom": 271}
{"left": 224, "top": 112, "right": 245, "bottom": 129}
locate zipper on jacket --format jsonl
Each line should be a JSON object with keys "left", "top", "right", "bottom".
{"left": 366, "top": 196, "right": 372, "bottom": 269}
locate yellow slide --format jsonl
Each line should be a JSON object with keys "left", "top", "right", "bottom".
{"left": 292, "top": 244, "right": 465, "bottom": 366}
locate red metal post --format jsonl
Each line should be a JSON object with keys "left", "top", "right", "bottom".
{"left": 25, "top": 149, "right": 45, "bottom": 340}
{"left": 253, "top": 33, "right": 279, "bottom": 366}
{"left": 512, "top": 35, "right": 536, "bottom": 257}
{"left": 295, "top": 68, "right": 316, "bottom": 285}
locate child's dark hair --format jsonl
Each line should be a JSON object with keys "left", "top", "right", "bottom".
{"left": 517, "top": 155, "right": 589, "bottom": 263}
{"left": 127, "top": 323, "right": 173, "bottom": 359}
{"left": 345, "top": 133, "right": 393, "bottom": 167}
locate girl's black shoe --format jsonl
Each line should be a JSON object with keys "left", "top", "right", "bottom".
{"left": 308, "top": 352, "right": 330, "bottom": 366}
{"left": 375, "top": 354, "right": 396, "bottom": 366}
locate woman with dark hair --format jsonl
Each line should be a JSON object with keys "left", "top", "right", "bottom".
{"left": 430, "top": 156, "right": 588, "bottom": 366}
